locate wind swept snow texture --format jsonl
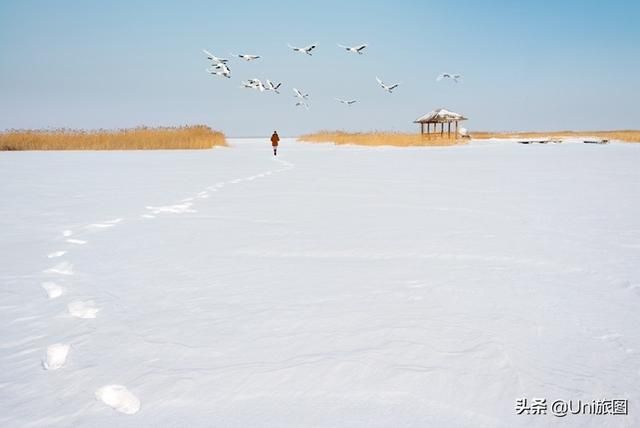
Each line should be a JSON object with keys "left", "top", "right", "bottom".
{"left": 0, "top": 138, "right": 639, "bottom": 427}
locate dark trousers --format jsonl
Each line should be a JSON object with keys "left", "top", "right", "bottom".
{"left": 273, "top": 146, "right": 277, "bottom": 155}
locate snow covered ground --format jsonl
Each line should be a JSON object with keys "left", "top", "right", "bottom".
{"left": 1, "top": 138, "right": 639, "bottom": 427}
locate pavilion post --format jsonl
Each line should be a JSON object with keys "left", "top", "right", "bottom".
{"left": 455, "top": 121, "right": 459, "bottom": 139}
{"left": 420, "top": 122, "right": 424, "bottom": 136}
{"left": 447, "top": 122, "right": 451, "bottom": 138}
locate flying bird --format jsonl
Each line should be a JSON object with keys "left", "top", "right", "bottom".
{"left": 288, "top": 43, "right": 317, "bottom": 55}
{"left": 232, "top": 53, "right": 261, "bottom": 61}
{"left": 376, "top": 76, "right": 400, "bottom": 93}
{"left": 207, "top": 63, "right": 231, "bottom": 78}
{"left": 202, "top": 49, "right": 228, "bottom": 64}
{"left": 338, "top": 43, "right": 368, "bottom": 54}
{"left": 265, "top": 80, "right": 282, "bottom": 93}
{"left": 246, "top": 78, "right": 265, "bottom": 91}
{"left": 437, "top": 73, "right": 462, "bottom": 83}
{"left": 241, "top": 80, "right": 257, "bottom": 89}
{"left": 335, "top": 98, "right": 357, "bottom": 105}
{"left": 293, "top": 88, "right": 309, "bottom": 99}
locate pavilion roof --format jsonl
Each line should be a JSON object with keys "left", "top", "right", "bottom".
{"left": 414, "top": 108, "right": 467, "bottom": 123}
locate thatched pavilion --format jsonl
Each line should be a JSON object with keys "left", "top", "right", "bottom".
{"left": 414, "top": 108, "right": 468, "bottom": 139}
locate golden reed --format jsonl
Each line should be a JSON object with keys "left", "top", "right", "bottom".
{"left": 0, "top": 125, "right": 226, "bottom": 150}
{"left": 299, "top": 131, "right": 464, "bottom": 147}
{"left": 472, "top": 130, "right": 640, "bottom": 143}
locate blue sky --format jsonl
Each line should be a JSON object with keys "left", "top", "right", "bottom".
{"left": 1, "top": 0, "right": 638, "bottom": 136}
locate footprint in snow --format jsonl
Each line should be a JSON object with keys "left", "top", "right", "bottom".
{"left": 66, "top": 238, "right": 87, "bottom": 245}
{"left": 45, "top": 262, "right": 74, "bottom": 276}
{"left": 47, "top": 250, "right": 67, "bottom": 258}
{"left": 95, "top": 385, "right": 140, "bottom": 414}
{"left": 406, "top": 280, "right": 428, "bottom": 289}
{"left": 63, "top": 230, "right": 73, "bottom": 237}
{"left": 87, "top": 223, "right": 114, "bottom": 229}
{"left": 43, "top": 343, "right": 70, "bottom": 370}
{"left": 68, "top": 300, "right": 100, "bottom": 319}
{"left": 146, "top": 203, "right": 195, "bottom": 214}
{"left": 42, "top": 282, "right": 65, "bottom": 299}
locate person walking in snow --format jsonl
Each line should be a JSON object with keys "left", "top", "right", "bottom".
{"left": 271, "top": 131, "right": 280, "bottom": 156}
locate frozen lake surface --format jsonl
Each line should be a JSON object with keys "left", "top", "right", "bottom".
{"left": 1, "top": 138, "right": 639, "bottom": 427}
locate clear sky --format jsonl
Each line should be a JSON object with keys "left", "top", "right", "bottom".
{"left": 1, "top": 0, "right": 638, "bottom": 136}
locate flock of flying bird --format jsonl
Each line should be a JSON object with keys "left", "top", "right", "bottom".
{"left": 203, "top": 43, "right": 462, "bottom": 109}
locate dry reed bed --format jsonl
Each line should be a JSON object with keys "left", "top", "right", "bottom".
{"left": 299, "top": 131, "right": 465, "bottom": 147}
{"left": 0, "top": 126, "right": 227, "bottom": 150}
{"left": 472, "top": 130, "right": 640, "bottom": 143}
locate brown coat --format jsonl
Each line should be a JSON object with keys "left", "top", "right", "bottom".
{"left": 271, "top": 133, "right": 280, "bottom": 146}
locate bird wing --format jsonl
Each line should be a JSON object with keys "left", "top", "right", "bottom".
{"left": 376, "top": 76, "right": 385, "bottom": 87}
{"left": 388, "top": 84, "right": 399, "bottom": 90}
{"left": 293, "top": 88, "right": 302, "bottom": 97}
{"left": 287, "top": 43, "right": 297, "bottom": 50}
{"left": 203, "top": 49, "right": 214, "bottom": 60}
{"left": 305, "top": 44, "right": 317, "bottom": 51}
{"left": 356, "top": 44, "right": 367, "bottom": 51}
{"left": 337, "top": 44, "right": 349, "bottom": 50}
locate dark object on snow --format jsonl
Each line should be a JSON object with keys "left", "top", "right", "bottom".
{"left": 518, "top": 139, "right": 562, "bottom": 144}
{"left": 271, "top": 131, "right": 280, "bottom": 156}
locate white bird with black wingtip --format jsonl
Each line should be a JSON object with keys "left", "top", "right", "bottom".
{"left": 207, "top": 63, "right": 231, "bottom": 78}
{"left": 338, "top": 43, "right": 368, "bottom": 54}
{"left": 232, "top": 53, "right": 261, "bottom": 61}
{"left": 202, "top": 49, "right": 229, "bottom": 65}
{"left": 335, "top": 98, "right": 357, "bottom": 105}
{"left": 265, "top": 80, "right": 282, "bottom": 93}
{"left": 376, "top": 77, "right": 400, "bottom": 93}
{"left": 437, "top": 73, "right": 462, "bottom": 83}
{"left": 288, "top": 43, "right": 317, "bottom": 56}
{"left": 244, "top": 78, "right": 266, "bottom": 91}
{"left": 293, "top": 88, "right": 309, "bottom": 99}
